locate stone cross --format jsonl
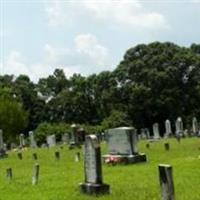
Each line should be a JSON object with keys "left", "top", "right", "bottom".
{"left": 29, "top": 131, "right": 37, "bottom": 148}
{"left": 175, "top": 117, "right": 183, "bottom": 137}
{"left": 165, "top": 120, "right": 172, "bottom": 137}
{"left": 192, "top": 117, "right": 198, "bottom": 135}
{"left": 80, "top": 135, "right": 110, "bottom": 195}
{"left": 159, "top": 164, "right": 175, "bottom": 200}
{"left": 153, "top": 123, "right": 160, "bottom": 139}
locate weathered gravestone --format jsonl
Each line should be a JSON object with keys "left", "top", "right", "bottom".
{"left": 192, "top": 117, "right": 198, "bottom": 135}
{"left": 165, "top": 120, "right": 172, "bottom": 138}
{"left": 0, "top": 129, "right": 7, "bottom": 158}
{"left": 29, "top": 131, "right": 37, "bottom": 148}
{"left": 103, "top": 127, "right": 146, "bottom": 164}
{"left": 80, "top": 135, "right": 110, "bottom": 195}
{"left": 62, "top": 133, "right": 69, "bottom": 145}
{"left": 175, "top": 117, "right": 183, "bottom": 137}
{"left": 153, "top": 123, "right": 160, "bottom": 139}
{"left": 46, "top": 134, "right": 56, "bottom": 147}
{"left": 19, "top": 133, "right": 25, "bottom": 148}
{"left": 159, "top": 164, "right": 175, "bottom": 200}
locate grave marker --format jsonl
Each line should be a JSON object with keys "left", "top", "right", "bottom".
{"left": 32, "top": 163, "right": 39, "bottom": 185}
{"left": 6, "top": 168, "right": 12, "bottom": 183}
{"left": 153, "top": 123, "right": 160, "bottom": 139}
{"left": 80, "top": 135, "right": 110, "bottom": 195}
{"left": 103, "top": 127, "right": 146, "bottom": 164}
{"left": 159, "top": 164, "right": 175, "bottom": 200}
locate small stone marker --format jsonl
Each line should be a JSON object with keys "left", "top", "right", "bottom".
{"left": 46, "top": 134, "right": 56, "bottom": 147}
{"left": 32, "top": 163, "right": 40, "bottom": 185}
{"left": 32, "top": 153, "right": 38, "bottom": 160}
{"left": 19, "top": 133, "right": 25, "bottom": 148}
{"left": 80, "top": 135, "right": 110, "bottom": 195}
{"left": 165, "top": 120, "right": 172, "bottom": 138}
{"left": 0, "top": 129, "right": 6, "bottom": 158}
{"left": 6, "top": 168, "right": 12, "bottom": 182}
{"left": 55, "top": 151, "right": 60, "bottom": 160}
{"left": 164, "top": 143, "right": 170, "bottom": 151}
{"left": 17, "top": 152, "right": 23, "bottom": 160}
{"left": 175, "top": 117, "right": 183, "bottom": 137}
{"left": 153, "top": 123, "right": 160, "bottom": 139}
{"left": 29, "top": 131, "right": 37, "bottom": 148}
{"left": 159, "top": 164, "right": 175, "bottom": 200}
{"left": 146, "top": 143, "right": 150, "bottom": 149}
{"left": 75, "top": 152, "right": 80, "bottom": 162}
{"left": 192, "top": 117, "right": 198, "bottom": 135}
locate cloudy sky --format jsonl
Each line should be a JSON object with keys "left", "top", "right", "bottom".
{"left": 1, "top": 0, "right": 200, "bottom": 82}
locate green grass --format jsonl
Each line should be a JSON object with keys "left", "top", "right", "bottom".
{"left": 0, "top": 138, "right": 200, "bottom": 200}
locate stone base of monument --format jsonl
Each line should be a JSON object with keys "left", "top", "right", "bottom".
{"left": 103, "top": 153, "right": 146, "bottom": 164}
{"left": 79, "top": 182, "right": 110, "bottom": 195}
{"left": 0, "top": 149, "right": 8, "bottom": 159}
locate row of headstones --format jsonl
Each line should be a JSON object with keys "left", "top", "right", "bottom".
{"left": 140, "top": 117, "right": 200, "bottom": 140}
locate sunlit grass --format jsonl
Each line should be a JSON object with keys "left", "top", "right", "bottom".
{"left": 0, "top": 138, "right": 200, "bottom": 200}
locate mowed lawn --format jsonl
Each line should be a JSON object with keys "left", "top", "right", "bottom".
{"left": 0, "top": 138, "right": 200, "bottom": 200}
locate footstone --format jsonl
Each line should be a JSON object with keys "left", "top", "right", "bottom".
{"left": 75, "top": 152, "right": 80, "bottom": 162}
{"left": 146, "top": 143, "right": 150, "bottom": 149}
{"left": 159, "top": 164, "right": 175, "bottom": 200}
{"left": 55, "top": 151, "right": 60, "bottom": 160}
{"left": 32, "top": 153, "right": 38, "bottom": 160}
{"left": 79, "top": 135, "right": 110, "bottom": 195}
{"left": 17, "top": 152, "right": 23, "bottom": 160}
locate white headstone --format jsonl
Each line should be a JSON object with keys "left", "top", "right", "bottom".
{"left": 192, "top": 117, "right": 198, "bottom": 135}
{"left": 46, "top": 134, "right": 56, "bottom": 147}
{"left": 165, "top": 120, "right": 172, "bottom": 137}
{"left": 29, "top": 131, "right": 37, "bottom": 148}
{"left": 153, "top": 123, "right": 160, "bottom": 139}
{"left": 175, "top": 117, "right": 183, "bottom": 137}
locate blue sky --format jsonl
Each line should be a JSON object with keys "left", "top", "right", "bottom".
{"left": 1, "top": 0, "right": 200, "bottom": 82}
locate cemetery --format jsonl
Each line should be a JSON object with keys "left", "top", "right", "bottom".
{"left": 1, "top": 1, "right": 200, "bottom": 199}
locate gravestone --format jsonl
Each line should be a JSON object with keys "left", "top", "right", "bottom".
{"left": 192, "top": 117, "right": 198, "bottom": 135}
{"left": 175, "top": 117, "right": 183, "bottom": 137}
{"left": 0, "top": 129, "right": 7, "bottom": 158}
{"left": 159, "top": 164, "right": 175, "bottom": 200}
{"left": 6, "top": 168, "right": 12, "bottom": 183}
{"left": 69, "top": 124, "right": 79, "bottom": 148}
{"left": 80, "top": 135, "right": 110, "bottom": 195}
{"left": 153, "top": 123, "right": 160, "bottom": 139}
{"left": 144, "top": 128, "right": 150, "bottom": 139}
{"left": 140, "top": 129, "right": 147, "bottom": 139}
{"left": 165, "top": 120, "right": 172, "bottom": 138}
{"left": 46, "top": 134, "right": 56, "bottom": 147}
{"left": 103, "top": 127, "right": 146, "bottom": 164}
{"left": 19, "top": 133, "right": 25, "bottom": 148}
{"left": 29, "top": 131, "right": 37, "bottom": 148}
{"left": 32, "top": 163, "right": 39, "bottom": 185}
{"left": 62, "top": 133, "right": 69, "bottom": 145}
{"left": 75, "top": 152, "right": 81, "bottom": 162}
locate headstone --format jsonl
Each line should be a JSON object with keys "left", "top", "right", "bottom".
{"left": 32, "top": 163, "right": 39, "bottom": 185}
{"left": 159, "top": 164, "right": 175, "bottom": 200}
{"left": 46, "top": 134, "right": 56, "bottom": 147}
{"left": 69, "top": 124, "right": 79, "bottom": 148}
{"left": 103, "top": 127, "right": 146, "bottom": 164}
{"left": 0, "top": 129, "right": 6, "bottom": 158}
{"left": 192, "top": 117, "right": 198, "bottom": 135}
{"left": 19, "top": 133, "right": 25, "bottom": 148}
{"left": 62, "top": 133, "right": 69, "bottom": 145}
{"left": 175, "top": 117, "right": 183, "bottom": 137}
{"left": 153, "top": 123, "right": 160, "bottom": 139}
{"left": 140, "top": 129, "right": 147, "bottom": 139}
{"left": 6, "top": 168, "right": 12, "bottom": 183}
{"left": 144, "top": 128, "right": 150, "bottom": 139}
{"left": 29, "top": 131, "right": 37, "bottom": 148}
{"left": 79, "top": 135, "right": 110, "bottom": 195}
{"left": 165, "top": 120, "right": 172, "bottom": 138}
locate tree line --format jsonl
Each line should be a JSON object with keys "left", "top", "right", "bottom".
{"left": 0, "top": 42, "right": 200, "bottom": 142}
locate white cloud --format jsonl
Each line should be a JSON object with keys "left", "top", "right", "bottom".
{"left": 75, "top": 33, "right": 109, "bottom": 66}
{"left": 44, "top": 0, "right": 169, "bottom": 30}
{"left": 44, "top": 44, "right": 69, "bottom": 64}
